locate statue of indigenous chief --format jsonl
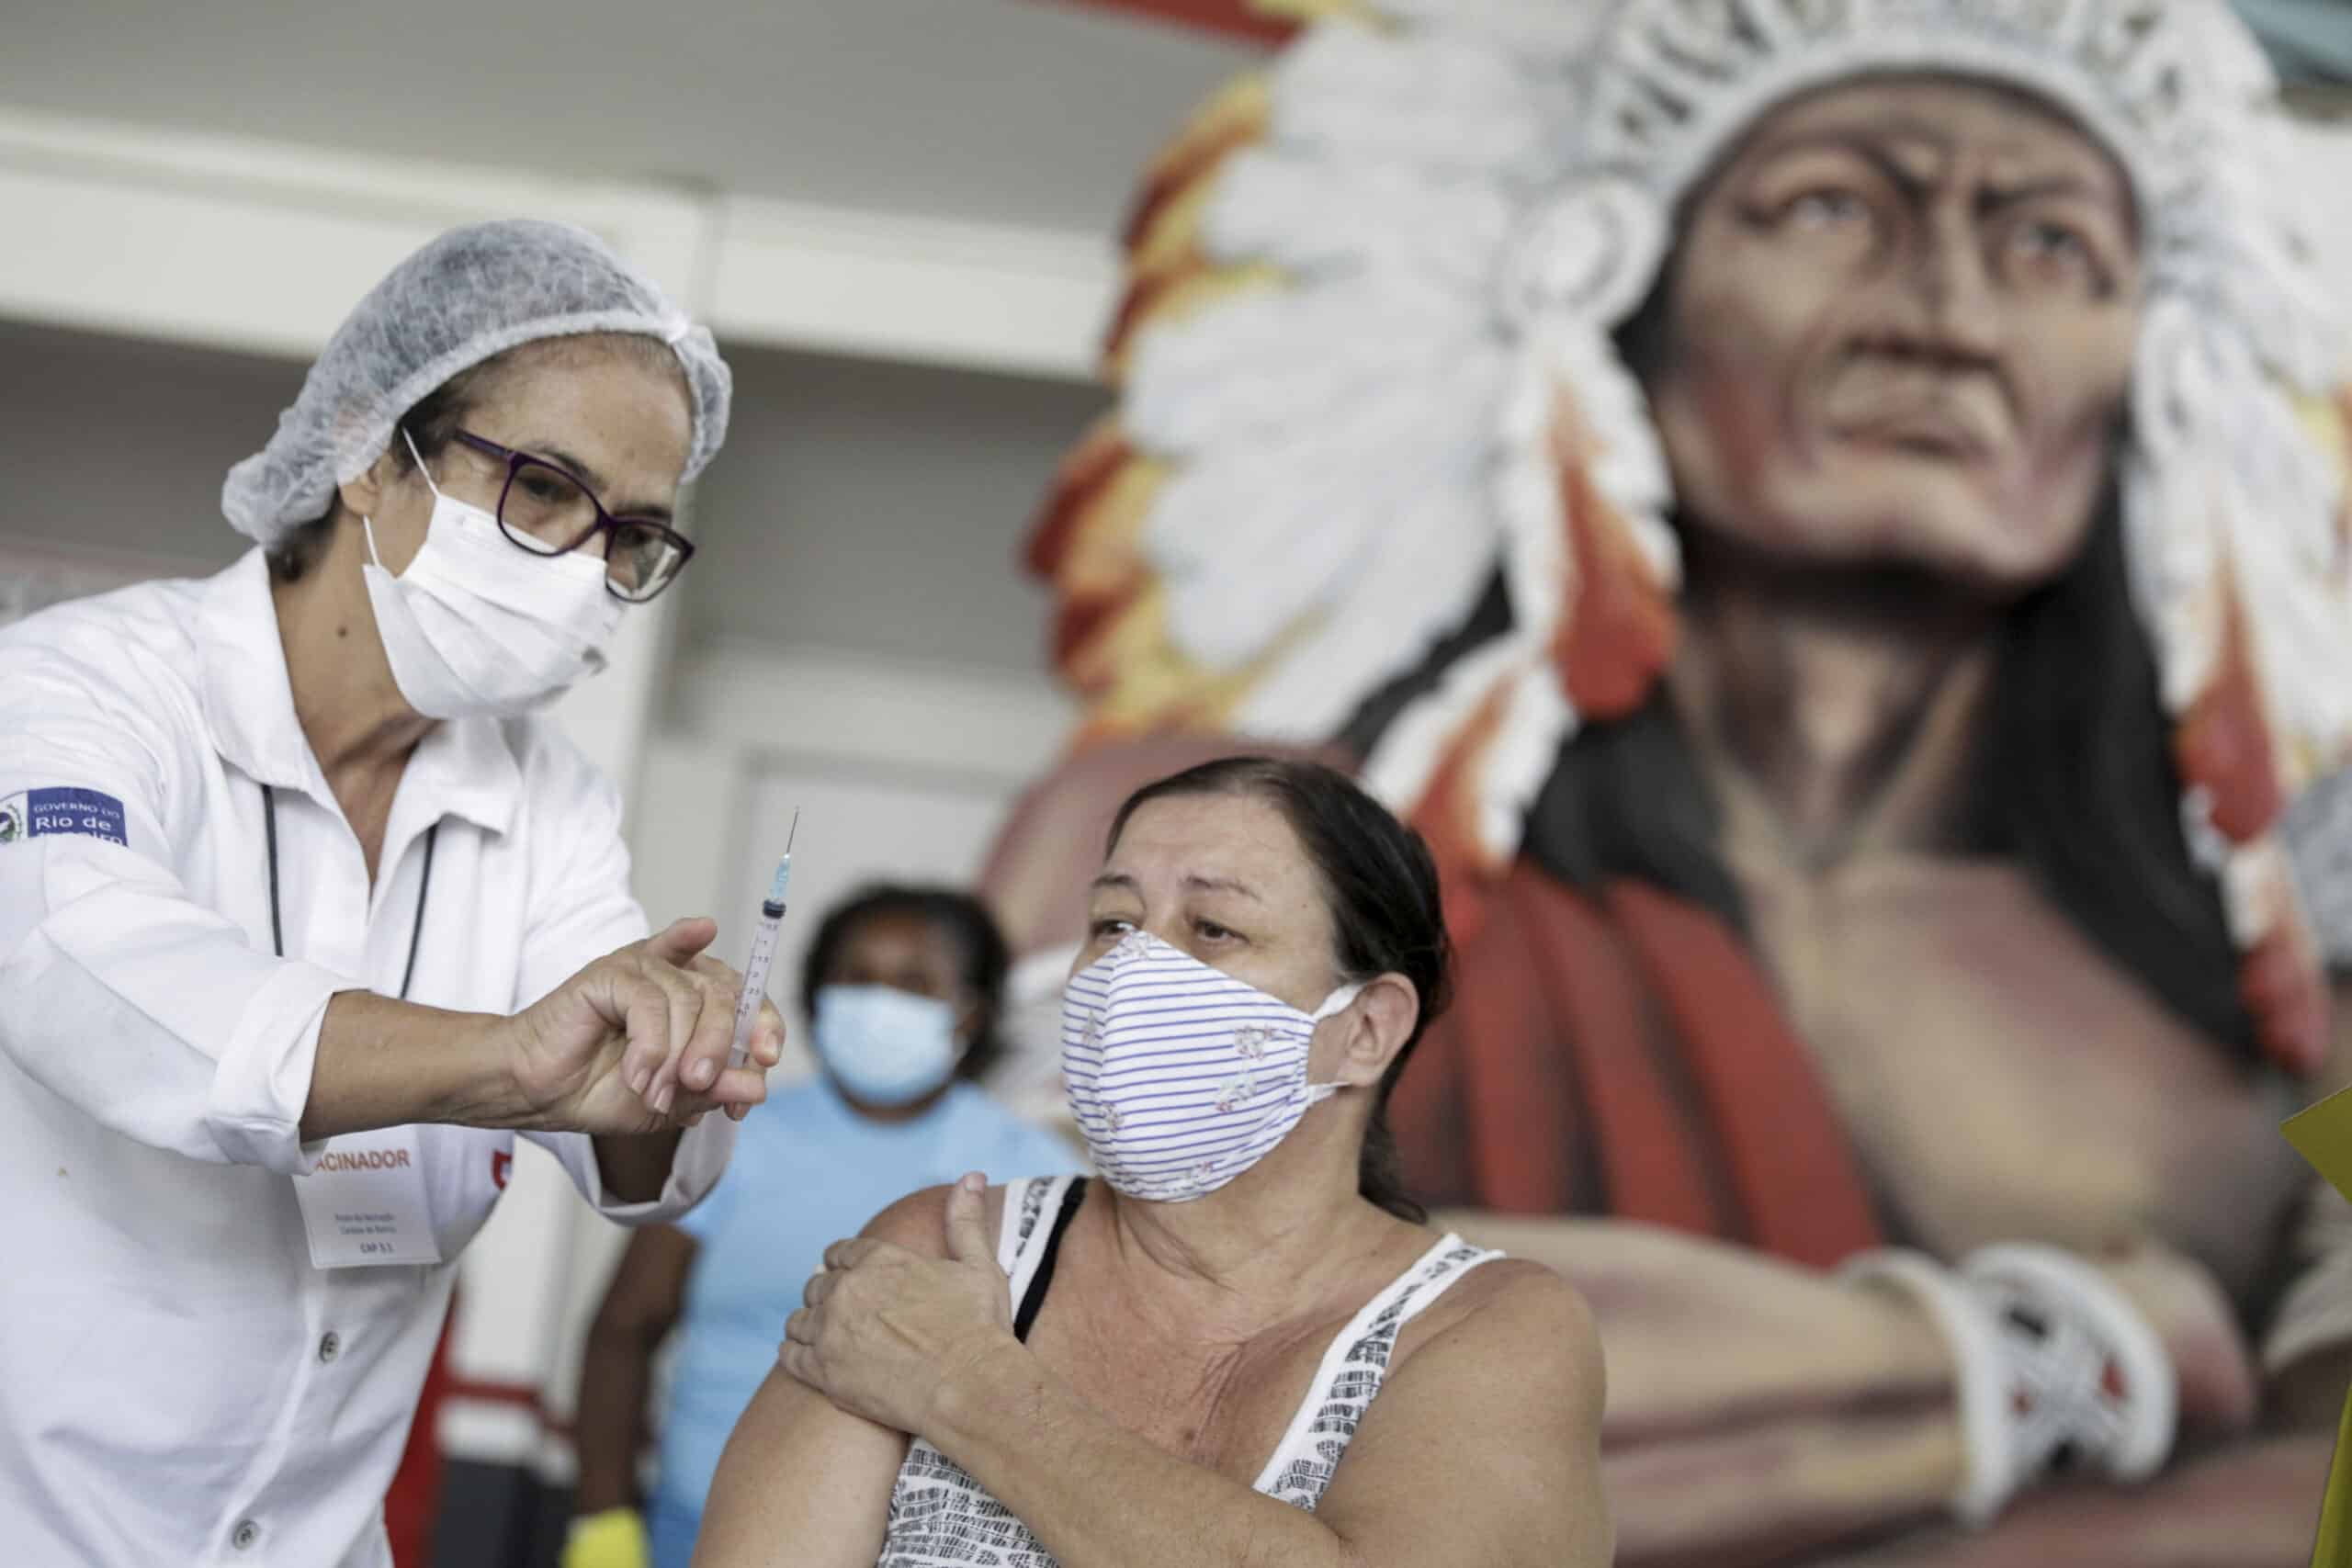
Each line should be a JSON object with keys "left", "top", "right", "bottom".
{"left": 981, "top": 1, "right": 2352, "bottom": 1561}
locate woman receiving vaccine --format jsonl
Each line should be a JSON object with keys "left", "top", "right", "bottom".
{"left": 567, "top": 886, "right": 1081, "bottom": 1568}
{"left": 695, "top": 758, "right": 1611, "bottom": 1568}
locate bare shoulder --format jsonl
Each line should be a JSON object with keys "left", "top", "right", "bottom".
{"left": 858, "top": 1182, "right": 1015, "bottom": 1260}
{"left": 1395, "top": 1254, "right": 1604, "bottom": 1402}
{"left": 1420, "top": 1256, "right": 1599, "bottom": 1341}
{"left": 1321, "top": 1250, "right": 1611, "bottom": 1563}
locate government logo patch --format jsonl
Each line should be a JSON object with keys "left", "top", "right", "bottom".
{"left": 0, "top": 787, "right": 128, "bottom": 848}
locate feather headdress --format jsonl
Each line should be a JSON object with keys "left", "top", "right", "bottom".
{"left": 1034, "top": 0, "right": 2352, "bottom": 1071}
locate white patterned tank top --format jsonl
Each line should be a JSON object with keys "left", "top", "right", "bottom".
{"left": 876, "top": 1174, "right": 1503, "bottom": 1567}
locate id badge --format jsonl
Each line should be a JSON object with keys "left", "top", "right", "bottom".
{"left": 291, "top": 1124, "right": 443, "bottom": 1269}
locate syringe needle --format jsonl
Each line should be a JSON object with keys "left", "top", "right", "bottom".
{"left": 786, "top": 808, "right": 800, "bottom": 854}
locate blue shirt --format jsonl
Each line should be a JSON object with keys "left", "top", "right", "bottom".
{"left": 650, "top": 1077, "right": 1083, "bottom": 1529}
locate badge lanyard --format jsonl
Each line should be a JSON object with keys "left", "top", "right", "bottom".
{"left": 266, "top": 781, "right": 446, "bottom": 1269}
{"left": 261, "top": 783, "right": 435, "bottom": 999}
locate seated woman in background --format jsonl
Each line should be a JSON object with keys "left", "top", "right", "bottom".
{"left": 566, "top": 886, "right": 1081, "bottom": 1568}
{"left": 694, "top": 757, "right": 1611, "bottom": 1568}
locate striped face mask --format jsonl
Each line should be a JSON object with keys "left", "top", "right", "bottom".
{"left": 1061, "top": 931, "right": 1364, "bottom": 1202}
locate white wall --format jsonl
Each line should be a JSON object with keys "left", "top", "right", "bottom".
{"left": 0, "top": 318, "right": 282, "bottom": 583}
{"left": 676, "top": 344, "right": 1102, "bottom": 672}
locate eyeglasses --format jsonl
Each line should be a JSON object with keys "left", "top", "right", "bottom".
{"left": 442, "top": 429, "right": 696, "bottom": 604}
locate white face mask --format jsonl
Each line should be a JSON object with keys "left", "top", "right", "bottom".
{"left": 359, "top": 431, "right": 624, "bottom": 720}
{"left": 812, "top": 984, "right": 965, "bottom": 1109}
{"left": 1061, "top": 931, "right": 1363, "bottom": 1203}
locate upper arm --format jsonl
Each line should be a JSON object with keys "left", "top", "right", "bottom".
{"left": 693, "top": 1365, "right": 910, "bottom": 1568}
{"left": 862, "top": 1183, "right": 999, "bottom": 1255}
{"left": 0, "top": 633, "right": 181, "bottom": 955}
{"left": 1314, "top": 1263, "right": 1612, "bottom": 1568}
{"left": 693, "top": 1187, "right": 984, "bottom": 1567}
{"left": 0, "top": 626, "right": 354, "bottom": 1168}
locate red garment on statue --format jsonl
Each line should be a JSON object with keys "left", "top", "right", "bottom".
{"left": 1390, "top": 862, "right": 1883, "bottom": 1270}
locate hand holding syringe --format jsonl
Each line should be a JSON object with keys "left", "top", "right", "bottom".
{"left": 728, "top": 810, "right": 799, "bottom": 1072}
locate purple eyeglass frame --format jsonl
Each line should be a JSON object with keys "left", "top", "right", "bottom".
{"left": 444, "top": 428, "right": 696, "bottom": 603}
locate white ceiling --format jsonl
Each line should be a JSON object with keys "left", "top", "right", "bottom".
{"left": 0, "top": 0, "right": 1261, "bottom": 237}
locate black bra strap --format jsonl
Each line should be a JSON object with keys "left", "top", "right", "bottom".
{"left": 397, "top": 824, "right": 437, "bottom": 1001}
{"left": 261, "top": 784, "right": 285, "bottom": 959}
{"left": 261, "top": 781, "right": 435, "bottom": 1001}
{"left": 1012, "top": 1177, "right": 1087, "bottom": 1344}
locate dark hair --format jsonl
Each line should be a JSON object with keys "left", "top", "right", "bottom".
{"left": 1106, "top": 756, "right": 1455, "bottom": 1223}
{"left": 797, "top": 885, "right": 1015, "bottom": 1083}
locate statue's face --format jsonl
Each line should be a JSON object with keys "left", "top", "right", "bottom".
{"left": 1643, "top": 75, "right": 2144, "bottom": 595}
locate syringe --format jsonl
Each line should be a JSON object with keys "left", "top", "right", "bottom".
{"left": 727, "top": 810, "right": 799, "bottom": 1071}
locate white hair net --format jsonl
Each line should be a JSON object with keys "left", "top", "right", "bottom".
{"left": 222, "top": 218, "right": 732, "bottom": 546}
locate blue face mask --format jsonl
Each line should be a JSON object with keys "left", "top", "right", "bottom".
{"left": 811, "top": 985, "right": 965, "bottom": 1108}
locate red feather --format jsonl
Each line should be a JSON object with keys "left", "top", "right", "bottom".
{"left": 1030, "top": 0, "right": 1296, "bottom": 45}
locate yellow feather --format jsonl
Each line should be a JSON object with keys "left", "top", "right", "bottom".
{"left": 1130, "top": 73, "right": 1272, "bottom": 221}
{"left": 1070, "top": 580, "right": 1331, "bottom": 744}
{"left": 1251, "top": 0, "right": 1378, "bottom": 20}
{"left": 1055, "top": 456, "right": 1165, "bottom": 596}
{"left": 1129, "top": 175, "right": 1224, "bottom": 288}
{"left": 2293, "top": 384, "right": 2352, "bottom": 483}
{"left": 1062, "top": 17, "right": 1363, "bottom": 744}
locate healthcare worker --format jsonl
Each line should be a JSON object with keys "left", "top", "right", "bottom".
{"left": 0, "top": 219, "right": 784, "bottom": 1568}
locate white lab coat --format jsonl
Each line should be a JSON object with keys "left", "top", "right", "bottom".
{"left": 0, "top": 550, "right": 736, "bottom": 1568}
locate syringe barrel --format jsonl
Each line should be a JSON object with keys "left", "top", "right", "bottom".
{"left": 725, "top": 850, "right": 796, "bottom": 1072}
{"left": 729, "top": 917, "right": 784, "bottom": 1068}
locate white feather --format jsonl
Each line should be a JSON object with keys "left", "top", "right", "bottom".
{"left": 1352, "top": 639, "right": 1578, "bottom": 865}
{"left": 1274, "top": 22, "right": 1563, "bottom": 180}
{"left": 1493, "top": 344, "right": 1571, "bottom": 641}
{"left": 2219, "top": 833, "right": 2290, "bottom": 946}
{"left": 2120, "top": 455, "right": 2222, "bottom": 718}
{"left": 1152, "top": 349, "right": 1507, "bottom": 669}
{"left": 1477, "top": 664, "right": 1578, "bottom": 860}
{"left": 1540, "top": 328, "right": 1675, "bottom": 521}
{"left": 1230, "top": 468, "right": 1504, "bottom": 739}
{"left": 1125, "top": 274, "right": 1481, "bottom": 457}
{"left": 1206, "top": 149, "right": 1516, "bottom": 294}
{"left": 2199, "top": 122, "right": 2352, "bottom": 392}
{"left": 1369, "top": 0, "right": 1622, "bottom": 62}
{"left": 2220, "top": 393, "right": 2352, "bottom": 773}
{"left": 1356, "top": 635, "right": 1536, "bottom": 815}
